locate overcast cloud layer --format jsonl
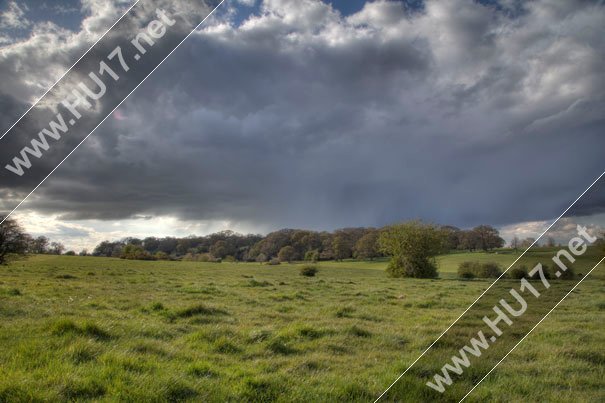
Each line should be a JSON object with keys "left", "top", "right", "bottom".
{"left": 1, "top": 0, "right": 605, "bottom": 248}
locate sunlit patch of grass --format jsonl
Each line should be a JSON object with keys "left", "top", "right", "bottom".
{"left": 0, "top": 253, "right": 602, "bottom": 402}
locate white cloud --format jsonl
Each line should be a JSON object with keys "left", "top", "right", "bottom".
{"left": 500, "top": 216, "right": 605, "bottom": 245}
{"left": 0, "top": 1, "right": 30, "bottom": 30}
{"left": 13, "top": 207, "right": 268, "bottom": 251}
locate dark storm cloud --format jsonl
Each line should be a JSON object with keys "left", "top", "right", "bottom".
{"left": 2, "top": 0, "right": 605, "bottom": 231}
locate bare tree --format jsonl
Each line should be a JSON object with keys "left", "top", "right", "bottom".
{"left": 510, "top": 235, "right": 520, "bottom": 251}
{"left": 49, "top": 242, "right": 66, "bottom": 255}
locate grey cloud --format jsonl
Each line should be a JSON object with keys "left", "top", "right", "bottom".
{"left": 2, "top": 0, "right": 605, "bottom": 232}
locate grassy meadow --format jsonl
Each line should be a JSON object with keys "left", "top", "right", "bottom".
{"left": 0, "top": 252, "right": 603, "bottom": 402}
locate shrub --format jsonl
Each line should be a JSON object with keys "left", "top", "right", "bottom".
{"left": 457, "top": 267, "right": 476, "bottom": 279}
{"left": 525, "top": 264, "right": 552, "bottom": 280}
{"left": 379, "top": 221, "right": 446, "bottom": 278}
{"left": 386, "top": 256, "right": 438, "bottom": 279}
{"left": 457, "top": 261, "right": 502, "bottom": 279}
{"left": 154, "top": 251, "right": 170, "bottom": 260}
{"left": 300, "top": 265, "right": 318, "bottom": 277}
{"left": 120, "top": 244, "right": 154, "bottom": 261}
{"left": 64, "top": 251, "right": 76, "bottom": 256}
{"left": 458, "top": 261, "right": 480, "bottom": 279}
{"left": 224, "top": 255, "right": 237, "bottom": 263}
{"left": 278, "top": 246, "right": 296, "bottom": 263}
{"left": 559, "top": 266, "right": 576, "bottom": 280}
{"left": 480, "top": 262, "right": 503, "bottom": 278}
{"left": 304, "top": 250, "right": 319, "bottom": 262}
{"left": 267, "top": 258, "right": 281, "bottom": 266}
{"left": 182, "top": 253, "right": 212, "bottom": 262}
{"left": 509, "top": 266, "right": 528, "bottom": 279}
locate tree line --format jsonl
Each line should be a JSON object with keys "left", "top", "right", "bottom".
{"left": 0, "top": 217, "right": 508, "bottom": 265}
{"left": 88, "top": 224, "right": 506, "bottom": 263}
{"left": 0, "top": 218, "right": 70, "bottom": 265}
{"left": 2, "top": 216, "right": 604, "bottom": 280}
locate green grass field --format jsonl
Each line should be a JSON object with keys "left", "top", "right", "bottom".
{"left": 0, "top": 252, "right": 603, "bottom": 402}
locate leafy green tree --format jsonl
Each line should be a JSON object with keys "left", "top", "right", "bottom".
{"left": 120, "top": 244, "right": 154, "bottom": 260}
{"left": 0, "top": 218, "right": 28, "bottom": 265}
{"left": 441, "top": 225, "right": 462, "bottom": 250}
{"left": 378, "top": 221, "right": 447, "bottom": 278}
{"left": 332, "top": 235, "right": 350, "bottom": 261}
{"left": 278, "top": 245, "right": 296, "bottom": 263}
{"left": 304, "top": 249, "right": 319, "bottom": 262}
{"left": 458, "top": 230, "right": 477, "bottom": 251}
{"left": 209, "top": 240, "right": 229, "bottom": 259}
{"left": 154, "top": 251, "right": 170, "bottom": 260}
{"left": 472, "top": 225, "right": 504, "bottom": 251}
{"left": 353, "top": 231, "right": 380, "bottom": 260}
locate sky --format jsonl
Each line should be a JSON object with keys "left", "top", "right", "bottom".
{"left": 0, "top": 0, "right": 604, "bottom": 251}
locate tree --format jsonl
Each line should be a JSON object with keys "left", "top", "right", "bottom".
{"left": 520, "top": 237, "right": 536, "bottom": 249}
{"left": 93, "top": 241, "right": 124, "bottom": 257}
{"left": 510, "top": 235, "right": 520, "bottom": 251}
{"left": 304, "top": 249, "right": 319, "bottom": 262}
{"left": 332, "top": 235, "right": 350, "bottom": 261}
{"left": 545, "top": 236, "right": 556, "bottom": 248}
{"left": 278, "top": 246, "right": 296, "bottom": 263}
{"left": 599, "top": 232, "right": 605, "bottom": 252}
{"left": 120, "top": 244, "right": 153, "bottom": 260}
{"left": 459, "top": 230, "right": 480, "bottom": 251}
{"left": 472, "top": 225, "right": 504, "bottom": 251}
{"left": 441, "top": 225, "right": 462, "bottom": 250}
{"left": 378, "top": 221, "right": 447, "bottom": 278}
{"left": 154, "top": 251, "right": 170, "bottom": 260}
{"left": 0, "top": 218, "right": 28, "bottom": 265}
{"left": 49, "top": 242, "right": 65, "bottom": 255}
{"left": 209, "top": 240, "right": 229, "bottom": 259}
{"left": 30, "top": 236, "right": 49, "bottom": 254}
{"left": 353, "top": 231, "right": 380, "bottom": 260}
